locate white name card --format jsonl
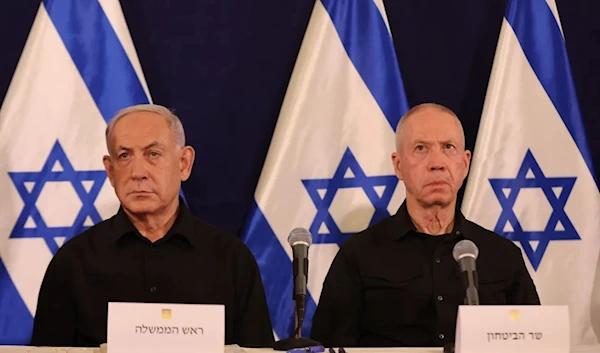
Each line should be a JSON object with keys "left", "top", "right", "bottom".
{"left": 455, "top": 305, "right": 569, "bottom": 353}
{"left": 107, "top": 302, "right": 224, "bottom": 353}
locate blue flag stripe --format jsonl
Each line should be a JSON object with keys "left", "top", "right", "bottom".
{"left": 321, "top": 0, "right": 410, "bottom": 130}
{"left": 43, "top": 0, "right": 149, "bottom": 123}
{"left": 505, "top": 0, "right": 597, "bottom": 184}
{"left": 241, "top": 202, "right": 318, "bottom": 339}
{"left": 0, "top": 259, "right": 32, "bottom": 344}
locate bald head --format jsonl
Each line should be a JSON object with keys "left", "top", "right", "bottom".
{"left": 395, "top": 103, "right": 465, "bottom": 152}
{"left": 390, "top": 102, "right": 471, "bottom": 210}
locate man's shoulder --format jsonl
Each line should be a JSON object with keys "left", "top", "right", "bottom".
{"left": 59, "top": 211, "right": 255, "bottom": 261}
{"left": 49, "top": 214, "right": 117, "bottom": 265}
{"left": 187, "top": 215, "right": 255, "bottom": 259}
{"left": 463, "top": 218, "right": 522, "bottom": 259}
{"left": 67, "top": 213, "right": 118, "bottom": 243}
{"left": 341, "top": 214, "right": 398, "bottom": 251}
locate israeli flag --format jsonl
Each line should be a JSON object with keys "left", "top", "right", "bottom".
{"left": 0, "top": 0, "right": 151, "bottom": 344}
{"left": 241, "top": 0, "right": 409, "bottom": 339}
{"left": 462, "top": 0, "right": 600, "bottom": 346}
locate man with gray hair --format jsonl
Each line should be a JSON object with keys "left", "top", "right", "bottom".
{"left": 30, "top": 104, "right": 274, "bottom": 348}
{"left": 311, "top": 103, "right": 539, "bottom": 348}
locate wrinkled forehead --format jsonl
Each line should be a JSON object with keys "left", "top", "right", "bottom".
{"left": 109, "top": 112, "right": 175, "bottom": 148}
{"left": 403, "top": 109, "right": 464, "bottom": 144}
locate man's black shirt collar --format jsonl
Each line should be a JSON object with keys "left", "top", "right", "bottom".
{"left": 110, "top": 197, "right": 199, "bottom": 248}
{"left": 392, "top": 201, "right": 470, "bottom": 240}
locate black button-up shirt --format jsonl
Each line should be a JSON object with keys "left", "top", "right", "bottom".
{"left": 311, "top": 201, "right": 540, "bottom": 348}
{"left": 30, "top": 201, "right": 274, "bottom": 348}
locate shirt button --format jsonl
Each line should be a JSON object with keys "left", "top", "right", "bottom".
{"left": 439, "top": 333, "right": 445, "bottom": 340}
{"left": 435, "top": 258, "right": 441, "bottom": 264}
{"left": 150, "top": 286, "right": 157, "bottom": 292}
{"left": 455, "top": 230, "right": 461, "bottom": 235}
{"left": 437, "top": 295, "right": 443, "bottom": 301}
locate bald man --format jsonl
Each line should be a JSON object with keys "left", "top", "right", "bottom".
{"left": 311, "top": 103, "right": 539, "bottom": 348}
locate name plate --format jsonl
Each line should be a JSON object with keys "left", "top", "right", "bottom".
{"left": 455, "top": 305, "right": 569, "bottom": 353}
{"left": 107, "top": 302, "right": 224, "bottom": 353}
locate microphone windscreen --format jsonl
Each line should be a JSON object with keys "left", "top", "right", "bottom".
{"left": 452, "top": 239, "right": 479, "bottom": 262}
{"left": 288, "top": 227, "right": 312, "bottom": 247}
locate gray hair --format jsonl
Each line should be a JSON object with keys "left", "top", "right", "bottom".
{"left": 105, "top": 104, "right": 186, "bottom": 152}
{"left": 395, "top": 103, "right": 465, "bottom": 151}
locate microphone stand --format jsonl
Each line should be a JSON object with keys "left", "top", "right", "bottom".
{"left": 273, "top": 296, "right": 322, "bottom": 350}
{"left": 444, "top": 270, "right": 480, "bottom": 353}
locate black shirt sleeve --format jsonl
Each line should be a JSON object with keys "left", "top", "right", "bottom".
{"left": 30, "top": 248, "right": 76, "bottom": 346}
{"left": 508, "top": 246, "right": 541, "bottom": 305}
{"left": 310, "top": 246, "right": 362, "bottom": 347}
{"left": 232, "top": 243, "right": 275, "bottom": 347}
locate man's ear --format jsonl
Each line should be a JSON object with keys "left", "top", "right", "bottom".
{"left": 463, "top": 149, "right": 472, "bottom": 179}
{"left": 102, "top": 155, "right": 115, "bottom": 187}
{"left": 391, "top": 151, "right": 403, "bottom": 180}
{"left": 179, "top": 146, "right": 195, "bottom": 181}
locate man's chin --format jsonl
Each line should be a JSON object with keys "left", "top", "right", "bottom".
{"left": 122, "top": 195, "right": 160, "bottom": 214}
{"left": 420, "top": 193, "right": 455, "bottom": 208}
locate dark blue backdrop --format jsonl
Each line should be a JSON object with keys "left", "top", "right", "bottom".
{"left": 1, "top": 0, "right": 598, "bottom": 236}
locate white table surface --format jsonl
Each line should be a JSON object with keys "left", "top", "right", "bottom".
{"left": 1, "top": 346, "right": 599, "bottom": 353}
{"left": 245, "top": 347, "right": 600, "bottom": 353}
{"left": 243, "top": 349, "right": 443, "bottom": 353}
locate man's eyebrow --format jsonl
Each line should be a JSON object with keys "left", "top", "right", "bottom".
{"left": 142, "top": 141, "right": 165, "bottom": 150}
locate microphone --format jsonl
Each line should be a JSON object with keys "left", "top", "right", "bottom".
{"left": 288, "top": 227, "right": 312, "bottom": 327}
{"left": 452, "top": 239, "right": 480, "bottom": 305}
{"left": 273, "top": 227, "right": 322, "bottom": 351}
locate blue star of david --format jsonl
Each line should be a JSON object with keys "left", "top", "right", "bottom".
{"left": 8, "top": 140, "right": 106, "bottom": 255}
{"left": 489, "top": 149, "right": 579, "bottom": 270}
{"left": 302, "top": 147, "right": 398, "bottom": 246}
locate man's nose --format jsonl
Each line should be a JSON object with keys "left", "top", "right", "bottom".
{"left": 130, "top": 157, "right": 148, "bottom": 180}
{"left": 428, "top": 149, "right": 446, "bottom": 171}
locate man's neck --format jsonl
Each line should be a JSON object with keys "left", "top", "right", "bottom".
{"left": 406, "top": 197, "right": 456, "bottom": 236}
{"left": 125, "top": 199, "right": 180, "bottom": 243}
